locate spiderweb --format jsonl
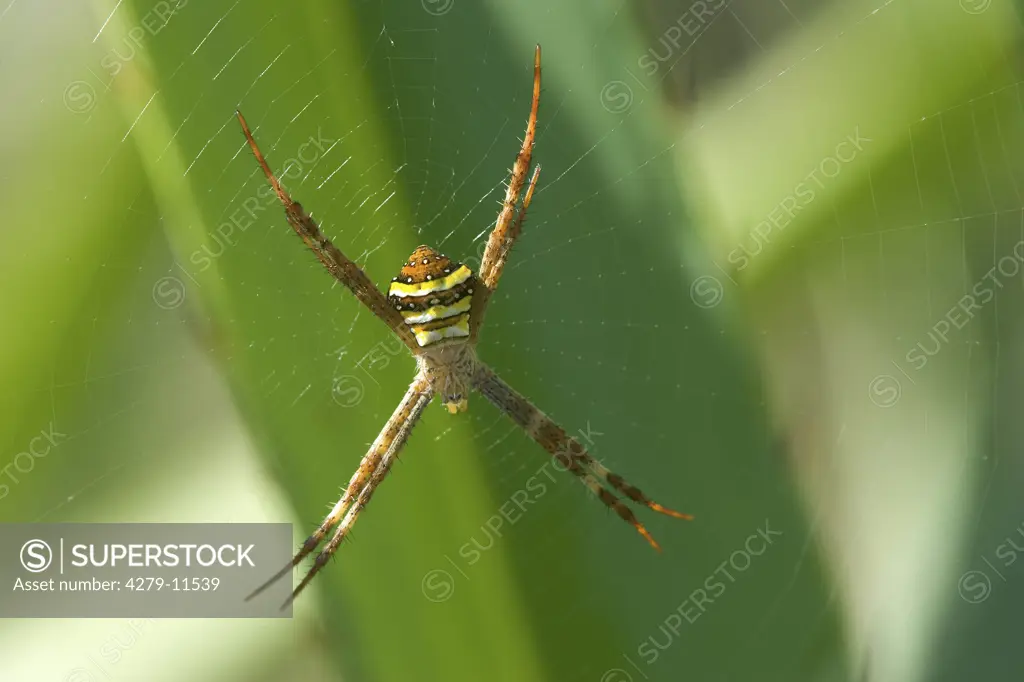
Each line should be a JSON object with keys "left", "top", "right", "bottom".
{"left": 1, "top": 0, "right": 1021, "bottom": 680}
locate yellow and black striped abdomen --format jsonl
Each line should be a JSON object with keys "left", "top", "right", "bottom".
{"left": 388, "top": 245, "right": 474, "bottom": 347}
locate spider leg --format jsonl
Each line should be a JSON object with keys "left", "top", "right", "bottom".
{"left": 579, "top": 454, "right": 693, "bottom": 521}
{"left": 287, "top": 419, "right": 411, "bottom": 607}
{"left": 285, "top": 382, "right": 431, "bottom": 608}
{"left": 235, "top": 110, "right": 419, "bottom": 352}
{"left": 245, "top": 442, "right": 386, "bottom": 603}
{"left": 471, "top": 45, "right": 542, "bottom": 341}
{"left": 246, "top": 375, "right": 432, "bottom": 606}
{"left": 471, "top": 364, "right": 691, "bottom": 551}
{"left": 470, "top": 165, "right": 541, "bottom": 343}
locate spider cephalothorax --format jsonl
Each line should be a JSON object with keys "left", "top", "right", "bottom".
{"left": 416, "top": 341, "right": 476, "bottom": 414}
{"left": 237, "top": 45, "right": 692, "bottom": 608}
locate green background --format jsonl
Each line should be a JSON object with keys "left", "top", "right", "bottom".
{"left": 1, "top": 0, "right": 1022, "bottom": 680}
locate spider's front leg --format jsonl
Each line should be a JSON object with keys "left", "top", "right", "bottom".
{"left": 470, "top": 45, "right": 543, "bottom": 343}
{"left": 246, "top": 375, "right": 433, "bottom": 608}
{"left": 471, "top": 364, "right": 692, "bottom": 550}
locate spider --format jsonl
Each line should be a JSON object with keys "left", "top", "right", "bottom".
{"left": 237, "top": 45, "right": 691, "bottom": 607}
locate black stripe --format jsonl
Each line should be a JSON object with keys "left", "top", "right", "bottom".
{"left": 389, "top": 275, "right": 475, "bottom": 312}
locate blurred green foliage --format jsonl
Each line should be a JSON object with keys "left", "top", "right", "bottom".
{"left": 1, "top": 0, "right": 1021, "bottom": 681}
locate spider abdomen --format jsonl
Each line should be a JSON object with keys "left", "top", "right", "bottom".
{"left": 388, "top": 245, "right": 475, "bottom": 347}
